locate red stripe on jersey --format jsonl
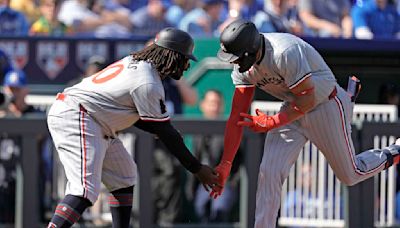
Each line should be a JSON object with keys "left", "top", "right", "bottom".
{"left": 80, "top": 109, "right": 88, "bottom": 197}
{"left": 333, "top": 96, "right": 384, "bottom": 175}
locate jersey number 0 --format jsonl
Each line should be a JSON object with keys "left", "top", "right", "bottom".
{"left": 92, "top": 61, "right": 123, "bottom": 84}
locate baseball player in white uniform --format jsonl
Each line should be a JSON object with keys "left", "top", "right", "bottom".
{"left": 210, "top": 20, "right": 400, "bottom": 228}
{"left": 46, "top": 28, "right": 220, "bottom": 228}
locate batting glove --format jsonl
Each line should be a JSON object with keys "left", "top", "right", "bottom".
{"left": 210, "top": 160, "right": 232, "bottom": 199}
{"left": 237, "top": 109, "right": 277, "bottom": 133}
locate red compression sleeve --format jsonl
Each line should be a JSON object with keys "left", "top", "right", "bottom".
{"left": 221, "top": 86, "right": 255, "bottom": 163}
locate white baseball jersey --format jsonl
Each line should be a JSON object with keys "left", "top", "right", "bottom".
{"left": 64, "top": 56, "right": 170, "bottom": 137}
{"left": 47, "top": 57, "right": 169, "bottom": 203}
{"left": 230, "top": 33, "right": 395, "bottom": 228}
{"left": 232, "top": 33, "right": 337, "bottom": 105}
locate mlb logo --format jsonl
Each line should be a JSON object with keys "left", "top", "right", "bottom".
{"left": 76, "top": 41, "right": 108, "bottom": 71}
{"left": 0, "top": 40, "right": 28, "bottom": 69}
{"left": 36, "top": 41, "right": 69, "bottom": 80}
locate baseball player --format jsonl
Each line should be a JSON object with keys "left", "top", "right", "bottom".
{"left": 210, "top": 19, "right": 400, "bottom": 228}
{"left": 46, "top": 28, "right": 220, "bottom": 228}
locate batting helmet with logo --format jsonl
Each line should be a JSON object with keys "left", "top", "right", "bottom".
{"left": 154, "top": 27, "right": 197, "bottom": 61}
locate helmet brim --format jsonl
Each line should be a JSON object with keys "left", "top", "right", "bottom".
{"left": 217, "top": 48, "right": 240, "bottom": 62}
{"left": 188, "top": 54, "right": 197, "bottom": 61}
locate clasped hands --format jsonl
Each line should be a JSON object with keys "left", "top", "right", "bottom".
{"left": 209, "top": 109, "right": 277, "bottom": 198}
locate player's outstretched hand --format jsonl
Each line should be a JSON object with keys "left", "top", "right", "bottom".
{"left": 194, "top": 165, "right": 221, "bottom": 192}
{"left": 237, "top": 109, "right": 274, "bottom": 133}
{"left": 209, "top": 160, "right": 232, "bottom": 199}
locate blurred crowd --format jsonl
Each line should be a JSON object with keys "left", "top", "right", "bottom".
{"left": 0, "top": 0, "right": 399, "bottom": 39}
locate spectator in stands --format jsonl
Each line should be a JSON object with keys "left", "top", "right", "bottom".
{"left": 10, "top": 0, "right": 41, "bottom": 23}
{"left": 0, "top": 70, "right": 41, "bottom": 117}
{"left": 30, "top": 0, "right": 72, "bottom": 37}
{"left": 0, "top": 70, "right": 44, "bottom": 223}
{"left": 57, "top": 0, "right": 105, "bottom": 36}
{"left": 84, "top": 55, "right": 107, "bottom": 77}
{"left": 96, "top": 0, "right": 133, "bottom": 38}
{"left": 152, "top": 76, "right": 199, "bottom": 226}
{"left": 179, "top": 0, "right": 226, "bottom": 37}
{"left": 282, "top": 163, "right": 343, "bottom": 220}
{"left": 376, "top": 82, "right": 400, "bottom": 222}
{"left": 253, "top": 0, "right": 305, "bottom": 36}
{"left": 228, "top": 0, "right": 263, "bottom": 20}
{"left": 166, "top": 0, "right": 198, "bottom": 27}
{"left": 0, "top": 0, "right": 29, "bottom": 35}
{"left": 298, "top": 0, "right": 353, "bottom": 38}
{"left": 67, "top": 55, "right": 108, "bottom": 86}
{"left": 188, "top": 89, "right": 241, "bottom": 222}
{"left": 130, "top": 0, "right": 172, "bottom": 37}
{"left": 282, "top": 163, "right": 313, "bottom": 217}
{"left": 351, "top": 0, "right": 400, "bottom": 39}
{"left": 0, "top": 48, "right": 13, "bottom": 80}
{"left": 378, "top": 82, "right": 400, "bottom": 117}
{"left": 58, "top": 0, "right": 131, "bottom": 38}
{"left": 398, "top": 0, "right": 400, "bottom": 14}
{"left": 127, "top": 0, "right": 148, "bottom": 11}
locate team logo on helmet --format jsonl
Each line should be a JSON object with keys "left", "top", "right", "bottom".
{"left": 36, "top": 41, "right": 68, "bottom": 80}
{"left": 0, "top": 40, "right": 28, "bottom": 69}
{"left": 76, "top": 41, "right": 109, "bottom": 71}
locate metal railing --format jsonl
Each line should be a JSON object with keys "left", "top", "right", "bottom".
{"left": 361, "top": 123, "right": 400, "bottom": 228}
{"left": 1, "top": 115, "right": 399, "bottom": 228}
{"left": 0, "top": 116, "right": 264, "bottom": 228}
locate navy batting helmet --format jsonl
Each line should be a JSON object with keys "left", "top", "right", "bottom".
{"left": 217, "top": 20, "right": 262, "bottom": 72}
{"left": 154, "top": 27, "right": 197, "bottom": 61}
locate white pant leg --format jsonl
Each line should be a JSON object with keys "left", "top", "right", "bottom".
{"left": 255, "top": 123, "right": 307, "bottom": 228}
{"left": 48, "top": 100, "right": 108, "bottom": 204}
{"left": 305, "top": 87, "right": 387, "bottom": 186}
{"left": 102, "top": 137, "right": 137, "bottom": 192}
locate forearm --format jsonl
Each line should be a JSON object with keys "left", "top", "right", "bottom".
{"left": 176, "top": 79, "right": 198, "bottom": 105}
{"left": 157, "top": 127, "right": 202, "bottom": 173}
{"left": 221, "top": 116, "right": 244, "bottom": 163}
{"left": 134, "top": 120, "right": 201, "bottom": 173}
{"left": 300, "top": 11, "right": 335, "bottom": 30}
{"left": 111, "top": 11, "right": 132, "bottom": 28}
{"left": 221, "top": 86, "right": 255, "bottom": 162}
{"left": 341, "top": 15, "right": 353, "bottom": 38}
{"left": 74, "top": 18, "right": 104, "bottom": 32}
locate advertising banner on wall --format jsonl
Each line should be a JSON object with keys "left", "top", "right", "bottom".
{"left": 0, "top": 37, "right": 148, "bottom": 86}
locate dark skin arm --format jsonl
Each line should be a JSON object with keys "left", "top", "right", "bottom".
{"left": 134, "top": 119, "right": 221, "bottom": 191}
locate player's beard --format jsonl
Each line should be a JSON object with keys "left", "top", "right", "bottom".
{"left": 238, "top": 53, "right": 256, "bottom": 73}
